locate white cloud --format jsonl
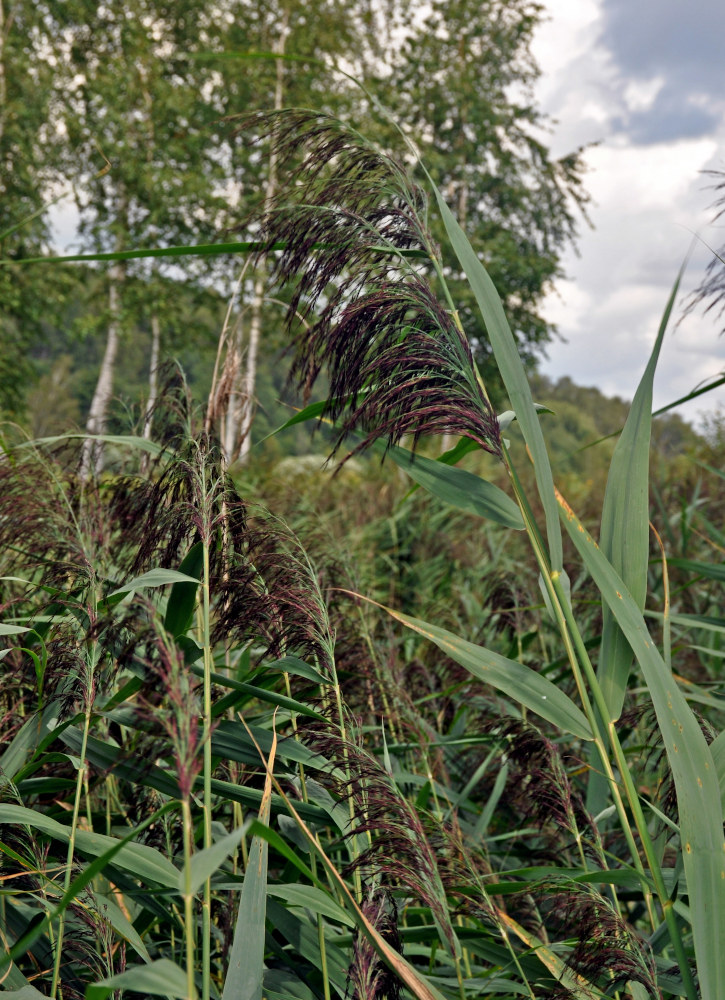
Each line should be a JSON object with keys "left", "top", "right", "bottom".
{"left": 623, "top": 76, "right": 665, "bottom": 114}
{"left": 529, "top": 0, "right": 725, "bottom": 427}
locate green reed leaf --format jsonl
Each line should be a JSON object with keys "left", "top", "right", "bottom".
{"left": 85, "top": 959, "right": 190, "bottom": 1000}
{"left": 1, "top": 803, "right": 178, "bottom": 974}
{"left": 0, "top": 804, "right": 180, "bottom": 888}
{"left": 375, "top": 604, "right": 592, "bottom": 740}
{"left": 181, "top": 822, "right": 251, "bottom": 897}
{"left": 267, "top": 883, "right": 355, "bottom": 928}
{"left": 221, "top": 726, "right": 277, "bottom": 1000}
{"left": 0, "top": 987, "right": 50, "bottom": 999}
{"left": 270, "top": 401, "right": 523, "bottom": 528}
{"left": 11, "top": 433, "right": 163, "bottom": 455}
{"left": 558, "top": 492, "right": 725, "bottom": 1000}
{"left": 378, "top": 441, "right": 524, "bottom": 529}
{"left": 667, "top": 558, "right": 725, "bottom": 583}
{"left": 711, "top": 731, "right": 725, "bottom": 809}
{"left": 599, "top": 271, "right": 681, "bottom": 722}
{"left": 108, "top": 568, "right": 201, "bottom": 599}
{"left": 164, "top": 542, "right": 204, "bottom": 637}
{"left": 0, "top": 703, "right": 62, "bottom": 782}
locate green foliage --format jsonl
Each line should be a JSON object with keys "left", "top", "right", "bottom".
{"left": 2, "top": 99, "right": 725, "bottom": 1000}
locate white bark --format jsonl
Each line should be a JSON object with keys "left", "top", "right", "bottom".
{"left": 226, "top": 10, "right": 289, "bottom": 465}
{"left": 142, "top": 311, "right": 161, "bottom": 441}
{"left": 80, "top": 263, "right": 123, "bottom": 479}
{"left": 237, "top": 272, "right": 265, "bottom": 463}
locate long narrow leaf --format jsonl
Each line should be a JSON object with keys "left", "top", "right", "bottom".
{"left": 268, "top": 402, "right": 523, "bottom": 528}
{"left": 0, "top": 802, "right": 178, "bottom": 973}
{"left": 221, "top": 724, "right": 277, "bottom": 1000}
{"left": 11, "top": 433, "right": 163, "bottom": 455}
{"left": 360, "top": 598, "right": 592, "bottom": 740}
{"left": 1, "top": 240, "right": 426, "bottom": 268}
{"left": 558, "top": 491, "right": 725, "bottom": 1000}
{"left": 181, "top": 822, "right": 251, "bottom": 897}
{"left": 85, "top": 959, "right": 189, "bottom": 1000}
{"left": 378, "top": 441, "right": 524, "bottom": 529}
{"left": 0, "top": 702, "right": 61, "bottom": 783}
{"left": 0, "top": 803, "right": 180, "bottom": 887}
{"left": 667, "top": 558, "right": 725, "bottom": 583}
{"left": 599, "top": 271, "right": 682, "bottom": 720}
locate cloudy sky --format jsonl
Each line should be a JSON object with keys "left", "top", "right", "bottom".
{"left": 531, "top": 0, "right": 725, "bottom": 427}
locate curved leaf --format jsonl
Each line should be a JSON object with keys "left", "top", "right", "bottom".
{"left": 221, "top": 725, "right": 277, "bottom": 1000}
{"left": 0, "top": 803, "right": 180, "bottom": 887}
{"left": 599, "top": 271, "right": 681, "bottom": 721}
{"left": 376, "top": 604, "right": 592, "bottom": 740}
{"left": 85, "top": 959, "right": 189, "bottom": 1000}
{"left": 380, "top": 441, "right": 523, "bottom": 529}
{"left": 164, "top": 542, "right": 204, "bottom": 637}
{"left": 431, "top": 183, "right": 562, "bottom": 569}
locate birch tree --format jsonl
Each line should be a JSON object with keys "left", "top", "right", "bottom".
{"left": 51, "top": 0, "right": 228, "bottom": 475}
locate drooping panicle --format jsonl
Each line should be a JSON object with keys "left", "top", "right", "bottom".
{"left": 348, "top": 887, "right": 403, "bottom": 1000}
{"left": 235, "top": 110, "right": 502, "bottom": 460}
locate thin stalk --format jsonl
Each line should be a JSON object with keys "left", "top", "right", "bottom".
{"left": 199, "top": 538, "right": 214, "bottom": 1000}
{"left": 453, "top": 953, "right": 466, "bottom": 1000}
{"left": 49, "top": 699, "right": 92, "bottom": 999}
{"left": 181, "top": 796, "right": 197, "bottom": 1000}
{"left": 549, "top": 574, "right": 698, "bottom": 1000}
{"left": 498, "top": 926, "right": 536, "bottom": 1000}
{"left": 326, "top": 659, "right": 365, "bottom": 901}
{"left": 456, "top": 916, "right": 472, "bottom": 980}
{"left": 502, "top": 453, "right": 651, "bottom": 930}
{"left": 547, "top": 572, "right": 655, "bottom": 919}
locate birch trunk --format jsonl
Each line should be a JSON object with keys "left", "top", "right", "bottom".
{"left": 143, "top": 311, "right": 161, "bottom": 441}
{"left": 226, "top": 10, "right": 288, "bottom": 464}
{"left": 80, "top": 263, "right": 123, "bottom": 479}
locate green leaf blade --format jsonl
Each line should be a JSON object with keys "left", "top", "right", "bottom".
{"left": 559, "top": 494, "right": 725, "bottom": 1000}
{"left": 85, "top": 958, "right": 190, "bottom": 1000}
{"left": 380, "top": 606, "right": 593, "bottom": 740}
{"left": 598, "top": 271, "right": 681, "bottom": 720}
{"left": 381, "top": 441, "right": 523, "bottom": 529}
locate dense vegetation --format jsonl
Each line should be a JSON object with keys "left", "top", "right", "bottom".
{"left": 2, "top": 4, "right": 725, "bottom": 1000}
{"left": 2, "top": 111, "right": 725, "bottom": 1000}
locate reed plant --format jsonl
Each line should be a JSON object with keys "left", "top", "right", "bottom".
{"left": 0, "top": 111, "right": 723, "bottom": 1000}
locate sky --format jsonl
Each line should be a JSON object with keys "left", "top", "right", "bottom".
{"left": 531, "top": 0, "right": 725, "bottom": 427}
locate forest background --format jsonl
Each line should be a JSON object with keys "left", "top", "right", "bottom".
{"left": 4, "top": 0, "right": 720, "bottom": 462}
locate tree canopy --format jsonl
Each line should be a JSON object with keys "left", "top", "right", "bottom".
{"left": 1, "top": 0, "right": 588, "bottom": 437}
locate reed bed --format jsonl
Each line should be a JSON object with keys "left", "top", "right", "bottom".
{"left": 1, "top": 113, "right": 723, "bottom": 1000}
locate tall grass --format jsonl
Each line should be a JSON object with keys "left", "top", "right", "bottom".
{"left": 1, "top": 113, "right": 723, "bottom": 1000}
